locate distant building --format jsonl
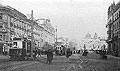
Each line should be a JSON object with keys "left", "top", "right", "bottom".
{"left": 55, "top": 37, "right": 67, "bottom": 50}
{"left": 82, "top": 33, "right": 107, "bottom": 50}
{"left": 106, "top": 1, "right": 120, "bottom": 56}
{"left": 85, "top": 33, "right": 91, "bottom": 39}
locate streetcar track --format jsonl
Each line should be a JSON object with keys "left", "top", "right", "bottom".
{"left": 0, "top": 59, "right": 11, "bottom": 64}
{"left": 77, "top": 54, "right": 85, "bottom": 71}
{"left": 62, "top": 54, "right": 85, "bottom": 71}
{"left": 66, "top": 64, "right": 75, "bottom": 70}
{"left": 9, "top": 61, "right": 39, "bottom": 71}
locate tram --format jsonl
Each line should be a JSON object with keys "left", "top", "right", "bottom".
{"left": 55, "top": 45, "right": 67, "bottom": 56}
{"left": 9, "top": 38, "right": 38, "bottom": 60}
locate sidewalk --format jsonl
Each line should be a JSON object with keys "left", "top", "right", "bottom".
{"left": 107, "top": 55, "right": 120, "bottom": 60}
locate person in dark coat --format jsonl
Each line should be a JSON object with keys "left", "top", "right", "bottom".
{"left": 66, "top": 48, "right": 72, "bottom": 58}
{"left": 65, "top": 48, "right": 72, "bottom": 62}
{"left": 47, "top": 49, "right": 53, "bottom": 65}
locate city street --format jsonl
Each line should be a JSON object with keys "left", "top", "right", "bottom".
{"left": 0, "top": 52, "right": 120, "bottom": 71}
{"left": 1, "top": 0, "right": 120, "bottom": 71}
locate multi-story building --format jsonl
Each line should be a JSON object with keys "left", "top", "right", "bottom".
{"left": 82, "top": 33, "right": 107, "bottom": 51}
{"left": 0, "top": 5, "right": 27, "bottom": 42}
{"left": 40, "top": 19, "right": 55, "bottom": 46}
{"left": 0, "top": 5, "right": 55, "bottom": 52}
{"left": 106, "top": 1, "right": 120, "bottom": 56}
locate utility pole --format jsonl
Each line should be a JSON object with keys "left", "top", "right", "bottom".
{"left": 55, "top": 26, "right": 57, "bottom": 43}
{"left": 31, "top": 10, "right": 34, "bottom": 59}
{"left": 83, "top": 44, "right": 86, "bottom": 51}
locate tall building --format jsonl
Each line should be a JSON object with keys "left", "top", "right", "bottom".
{"left": 40, "top": 19, "right": 55, "bottom": 46}
{"left": 106, "top": 1, "right": 120, "bottom": 56}
{"left": 0, "top": 5, "right": 27, "bottom": 42}
{"left": 0, "top": 5, "right": 55, "bottom": 51}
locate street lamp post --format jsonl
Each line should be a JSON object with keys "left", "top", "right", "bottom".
{"left": 55, "top": 26, "right": 57, "bottom": 43}
{"left": 31, "top": 10, "right": 34, "bottom": 59}
{"left": 30, "top": 10, "right": 44, "bottom": 60}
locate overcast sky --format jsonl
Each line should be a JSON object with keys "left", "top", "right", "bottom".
{"left": 1, "top": 0, "right": 119, "bottom": 42}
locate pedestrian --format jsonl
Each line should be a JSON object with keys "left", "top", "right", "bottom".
{"left": 3, "top": 44, "right": 8, "bottom": 56}
{"left": 38, "top": 50, "right": 41, "bottom": 57}
{"left": 65, "top": 48, "right": 72, "bottom": 62}
{"left": 47, "top": 49, "right": 53, "bottom": 65}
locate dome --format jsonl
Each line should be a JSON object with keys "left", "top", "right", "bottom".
{"left": 85, "top": 33, "right": 91, "bottom": 39}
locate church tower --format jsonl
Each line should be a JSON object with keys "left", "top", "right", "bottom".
{"left": 94, "top": 33, "right": 98, "bottom": 39}
{"left": 85, "top": 33, "right": 91, "bottom": 39}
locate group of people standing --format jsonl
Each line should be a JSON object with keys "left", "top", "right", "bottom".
{"left": 45, "top": 48, "right": 72, "bottom": 65}
{"left": 40, "top": 42, "right": 73, "bottom": 65}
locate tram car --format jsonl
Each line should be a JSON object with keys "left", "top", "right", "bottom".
{"left": 0, "top": 41, "right": 7, "bottom": 55}
{"left": 9, "top": 38, "right": 37, "bottom": 60}
{"left": 55, "top": 45, "right": 66, "bottom": 56}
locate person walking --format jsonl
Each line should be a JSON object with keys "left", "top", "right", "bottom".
{"left": 66, "top": 48, "right": 72, "bottom": 58}
{"left": 47, "top": 49, "right": 53, "bottom": 65}
{"left": 38, "top": 49, "right": 41, "bottom": 57}
{"left": 65, "top": 48, "right": 72, "bottom": 62}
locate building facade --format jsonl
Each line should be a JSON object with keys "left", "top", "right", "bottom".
{"left": 0, "top": 5, "right": 55, "bottom": 50}
{"left": 82, "top": 33, "right": 107, "bottom": 51}
{"left": 39, "top": 19, "right": 55, "bottom": 46}
{"left": 106, "top": 1, "right": 120, "bottom": 56}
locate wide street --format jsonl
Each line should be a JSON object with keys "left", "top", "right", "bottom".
{"left": 0, "top": 52, "right": 120, "bottom": 71}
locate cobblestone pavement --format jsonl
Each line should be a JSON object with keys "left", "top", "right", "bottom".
{"left": 0, "top": 52, "right": 120, "bottom": 71}
{"left": 0, "top": 55, "right": 40, "bottom": 71}
{"left": 13, "top": 55, "right": 83, "bottom": 71}
{"left": 79, "top": 52, "right": 120, "bottom": 71}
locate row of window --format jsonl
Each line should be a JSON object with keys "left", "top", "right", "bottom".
{"left": 112, "top": 21, "right": 120, "bottom": 31}
{"left": 0, "top": 14, "right": 31, "bottom": 31}
{"left": 112, "top": 30, "right": 120, "bottom": 38}
{"left": 113, "top": 11, "right": 120, "bottom": 21}
{"left": 0, "top": 12, "right": 55, "bottom": 44}
{"left": 43, "top": 23, "right": 55, "bottom": 35}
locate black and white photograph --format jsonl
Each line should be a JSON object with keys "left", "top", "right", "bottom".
{"left": 0, "top": 0, "right": 120, "bottom": 71}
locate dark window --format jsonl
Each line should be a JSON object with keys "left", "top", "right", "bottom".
{"left": 119, "top": 21, "right": 120, "bottom": 28}
{"left": 0, "top": 35, "right": 2, "bottom": 38}
{"left": 0, "top": 14, "right": 2, "bottom": 20}
{"left": 119, "top": 11, "right": 120, "bottom": 17}
{"left": 10, "top": 22, "right": 13, "bottom": 27}
{"left": 22, "top": 41, "right": 25, "bottom": 48}
{"left": 117, "top": 22, "right": 118, "bottom": 29}
{"left": 13, "top": 42, "right": 17, "bottom": 46}
{"left": 117, "top": 13, "right": 119, "bottom": 19}
{"left": 0, "top": 25, "right": 2, "bottom": 28}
